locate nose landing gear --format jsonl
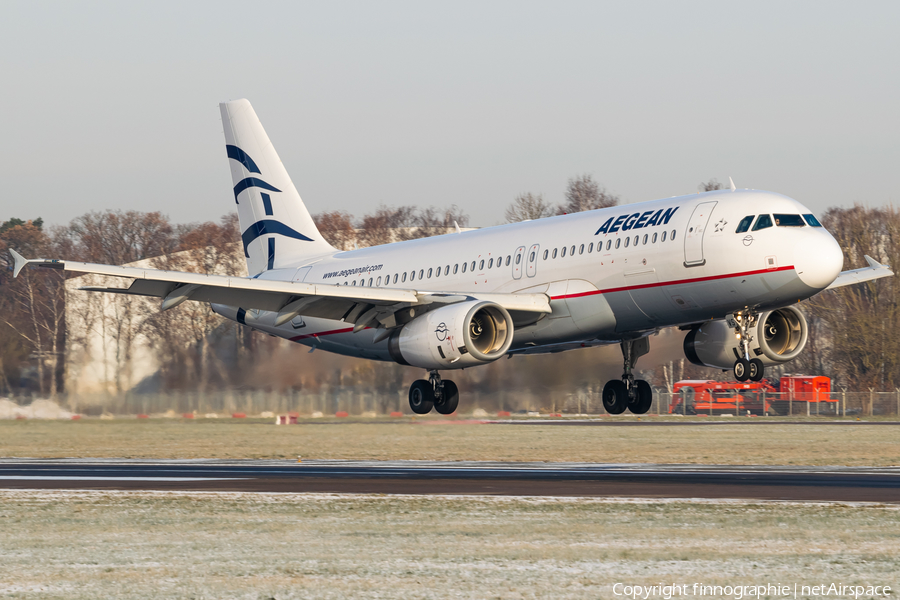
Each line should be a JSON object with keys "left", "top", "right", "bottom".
{"left": 408, "top": 371, "right": 459, "bottom": 415}
{"left": 730, "top": 311, "right": 765, "bottom": 382}
{"left": 603, "top": 338, "right": 653, "bottom": 415}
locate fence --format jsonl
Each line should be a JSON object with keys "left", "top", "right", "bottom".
{"left": 4, "top": 388, "right": 900, "bottom": 417}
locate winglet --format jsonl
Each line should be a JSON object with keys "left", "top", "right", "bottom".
{"left": 729, "top": 177, "right": 736, "bottom": 191}
{"left": 864, "top": 255, "right": 882, "bottom": 268}
{"left": 454, "top": 221, "right": 461, "bottom": 234}
{"left": 10, "top": 249, "right": 28, "bottom": 278}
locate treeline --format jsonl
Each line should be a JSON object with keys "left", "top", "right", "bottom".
{"left": 1, "top": 180, "right": 896, "bottom": 401}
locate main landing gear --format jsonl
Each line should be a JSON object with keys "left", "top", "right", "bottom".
{"left": 730, "top": 311, "right": 765, "bottom": 382}
{"left": 602, "top": 338, "right": 653, "bottom": 415}
{"left": 409, "top": 371, "right": 459, "bottom": 415}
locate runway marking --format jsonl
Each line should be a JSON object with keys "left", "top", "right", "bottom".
{"left": 0, "top": 476, "right": 247, "bottom": 482}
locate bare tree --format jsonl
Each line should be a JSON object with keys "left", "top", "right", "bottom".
{"left": 313, "top": 211, "right": 356, "bottom": 250}
{"left": 505, "top": 193, "right": 554, "bottom": 223}
{"left": 699, "top": 179, "right": 724, "bottom": 192}
{"left": 0, "top": 220, "right": 67, "bottom": 396}
{"left": 558, "top": 175, "right": 618, "bottom": 214}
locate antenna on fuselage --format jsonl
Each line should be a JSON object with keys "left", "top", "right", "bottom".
{"left": 729, "top": 177, "right": 736, "bottom": 191}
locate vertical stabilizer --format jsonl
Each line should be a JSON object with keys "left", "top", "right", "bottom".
{"left": 220, "top": 99, "right": 335, "bottom": 275}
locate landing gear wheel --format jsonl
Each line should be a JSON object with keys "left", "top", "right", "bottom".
{"left": 749, "top": 358, "right": 765, "bottom": 382}
{"left": 629, "top": 380, "right": 653, "bottom": 414}
{"left": 734, "top": 358, "right": 751, "bottom": 382}
{"left": 602, "top": 380, "right": 629, "bottom": 415}
{"left": 409, "top": 380, "right": 435, "bottom": 414}
{"left": 434, "top": 380, "right": 459, "bottom": 415}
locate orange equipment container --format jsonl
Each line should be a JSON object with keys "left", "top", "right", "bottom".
{"left": 779, "top": 376, "right": 831, "bottom": 402}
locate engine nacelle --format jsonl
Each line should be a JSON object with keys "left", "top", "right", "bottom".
{"left": 684, "top": 306, "right": 808, "bottom": 369}
{"left": 388, "top": 301, "right": 514, "bottom": 370}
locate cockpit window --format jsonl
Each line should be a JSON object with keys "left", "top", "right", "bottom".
{"left": 735, "top": 215, "right": 754, "bottom": 234}
{"left": 751, "top": 214, "right": 773, "bottom": 231}
{"left": 774, "top": 214, "right": 805, "bottom": 227}
{"left": 803, "top": 214, "right": 823, "bottom": 227}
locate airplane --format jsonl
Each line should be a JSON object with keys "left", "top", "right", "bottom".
{"left": 11, "top": 99, "right": 894, "bottom": 415}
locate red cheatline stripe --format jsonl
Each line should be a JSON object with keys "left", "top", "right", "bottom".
{"left": 290, "top": 326, "right": 355, "bottom": 342}
{"left": 551, "top": 265, "right": 796, "bottom": 300}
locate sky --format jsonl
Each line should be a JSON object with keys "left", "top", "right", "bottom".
{"left": 1, "top": 1, "right": 898, "bottom": 228}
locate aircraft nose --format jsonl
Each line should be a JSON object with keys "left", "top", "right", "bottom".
{"left": 794, "top": 233, "right": 844, "bottom": 289}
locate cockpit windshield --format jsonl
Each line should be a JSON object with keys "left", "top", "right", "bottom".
{"left": 735, "top": 215, "right": 754, "bottom": 233}
{"left": 773, "top": 214, "right": 806, "bottom": 227}
{"left": 751, "top": 214, "right": 773, "bottom": 231}
{"left": 803, "top": 214, "right": 823, "bottom": 227}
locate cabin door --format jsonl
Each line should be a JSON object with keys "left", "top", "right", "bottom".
{"left": 683, "top": 201, "right": 717, "bottom": 267}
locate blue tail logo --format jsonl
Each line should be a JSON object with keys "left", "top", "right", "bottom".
{"left": 229, "top": 145, "right": 313, "bottom": 268}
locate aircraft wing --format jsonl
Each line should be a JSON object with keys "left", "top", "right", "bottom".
{"left": 9, "top": 250, "right": 551, "bottom": 329}
{"left": 825, "top": 255, "right": 894, "bottom": 290}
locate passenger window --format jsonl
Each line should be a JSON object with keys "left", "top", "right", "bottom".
{"left": 453, "top": 264, "right": 458, "bottom": 274}
{"left": 376, "top": 276, "right": 382, "bottom": 286}
{"left": 633, "top": 236, "right": 638, "bottom": 246}
{"left": 578, "top": 244, "right": 583, "bottom": 255}
{"left": 552, "top": 248, "right": 558, "bottom": 259}
{"left": 393, "top": 274, "right": 398, "bottom": 284}
{"left": 427, "top": 268, "right": 432, "bottom": 278}
{"left": 352, "top": 280, "right": 357, "bottom": 286}
{"left": 752, "top": 215, "right": 773, "bottom": 231}
{"left": 661, "top": 231, "right": 667, "bottom": 242}
{"left": 652, "top": 233, "right": 657, "bottom": 243}
{"left": 462, "top": 262, "right": 467, "bottom": 273}
{"left": 368, "top": 278, "right": 373, "bottom": 286}
{"left": 410, "top": 271, "right": 416, "bottom": 281}
{"left": 570, "top": 245, "right": 575, "bottom": 255}
{"left": 588, "top": 243, "right": 593, "bottom": 253}
{"left": 562, "top": 247, "right": 568, "bottom": 257}
{"left": 419, "top": 269, "right": 424, "bottom": 279}
{"left": 803, "top": 214, "right": 823, "bottom": 227}
{"left": 615, "top": 238, "right": 621, "bottom": 249}
{"left": 642, "top": 234, "right": 648, "bottom": 245}
{"left": 479, "top": 260, "right": 484, "bottom": 270}
{"left": 471, "top": 260, "right": 476, "bottom": 271}
{"left": 445, "top": 266, "right": 450, "bottom": 275}
{"left": 514, "top": 255, "right": 520, "bottom": 265}
{"left": 606, "top": 240, "right": 611, "bottom": 250}
{"left": 774, "top": 214, "right": 805, "bottom": 227}
{"left": 529, "top": 251, "right": 535, "bottom": 262}
{"left": 735, "top": 215, "right": 754, "bottom": 233}
{"left": 505, "top": 256, "right": 511, "bottom": 266}
{"left": 543, "top": 249, "right": 548, "bottom": 260}
{"left": 488, "top": 258, "right": 493, "bottom": 268}
{"left": 670, "top": 230, "right": 676, "bottom": 240}
{"left": 624, "top": 237, "right": 630, "bottom": 248}
{"left": 401, "top": 273, "right": 407, "bottom": 282}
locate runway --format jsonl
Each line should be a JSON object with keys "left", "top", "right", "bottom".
{"left": 1, "top": 459, "right": 898, "bottom": 502}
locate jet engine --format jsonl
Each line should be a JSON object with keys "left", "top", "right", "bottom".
{"left": 388, "top": 301, "right": 514, "bottom": 370}
{"left": 683, "top": 306, "right": 808, "bottom": 369}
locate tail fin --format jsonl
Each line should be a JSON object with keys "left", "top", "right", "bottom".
{"left": 219, "top": 99, "right": 335, "bottom": 275}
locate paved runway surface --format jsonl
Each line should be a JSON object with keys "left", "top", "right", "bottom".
{"left": 1, "top": 459, "right": 898, "bottom": 502}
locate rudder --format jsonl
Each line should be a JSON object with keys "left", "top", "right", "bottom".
{"left": 220, "top": 99, "right": 335, "bottom": 275}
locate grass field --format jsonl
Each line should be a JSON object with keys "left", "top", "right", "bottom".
{"left": 1, "top": 491, "right": 897, "bottom": 599}
{"left": 2, "top": 418, "right": 900, "bottom": 465}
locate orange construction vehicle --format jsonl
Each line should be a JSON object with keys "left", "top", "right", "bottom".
{"left": 669, "top": 376, "right": 834, "bottom": 416}
{"left": 669, "top": 380, "right": 776, "bottom": 415}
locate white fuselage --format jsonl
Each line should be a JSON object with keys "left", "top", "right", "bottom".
{"left": 214, "top": 189, "right": 844, "bottom": 364}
